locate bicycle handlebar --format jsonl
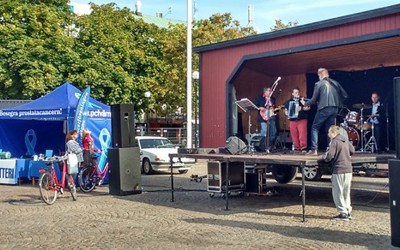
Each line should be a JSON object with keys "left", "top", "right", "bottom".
{"left": 43, "top": 155, "right": 68, "bottom": 163}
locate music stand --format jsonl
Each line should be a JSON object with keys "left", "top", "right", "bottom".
{"left": 235, "top": 98, "right": 259, "bottom": 149}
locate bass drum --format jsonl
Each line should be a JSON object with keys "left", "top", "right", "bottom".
{"left": 339, "top": 126, "right": 359, "bottom": 148}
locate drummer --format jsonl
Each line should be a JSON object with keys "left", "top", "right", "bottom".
{"left": 368, "top": 91, "right": 383, "bottom": 152}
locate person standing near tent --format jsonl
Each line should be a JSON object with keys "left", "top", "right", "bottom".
{"left": 66, "top": 130, "right": 84, "bottom": 167}
{"left": 82, "top": 128, "right": 96, "bottom": 167}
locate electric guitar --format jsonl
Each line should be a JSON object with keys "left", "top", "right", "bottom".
{"left": 259, "top": 105, "right": 283, "bottom": 121}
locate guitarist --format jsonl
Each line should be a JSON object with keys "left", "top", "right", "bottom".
{"left": 255, "top": 87, "right": 277, "bottom": 152}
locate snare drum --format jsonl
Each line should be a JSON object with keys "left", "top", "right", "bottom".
{"left": 345, "top": 111, "right": 360, "bottom": 125}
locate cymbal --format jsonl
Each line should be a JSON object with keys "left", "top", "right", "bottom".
{"left": 352, "top": 103, "right": 372, "bottom": 109}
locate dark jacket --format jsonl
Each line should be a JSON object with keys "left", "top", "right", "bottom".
{"left": 284, "top": 97, "right": 308, "bottom": 121}
{"left": 255, "top": 94, "right": 276, "bottom": 123}
{"left": 305, "top": 78, "right": 348, "bottom": 110}
{"left": 322, "top": 134, "right": 355, "bottom": 174}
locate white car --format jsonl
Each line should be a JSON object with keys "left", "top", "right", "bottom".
{"left": 136, "top": 136, "right": 195, "bottom": 174}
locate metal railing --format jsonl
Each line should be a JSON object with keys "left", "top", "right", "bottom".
{"left": 135, "top": 126, "right": 198, "bottom": 147}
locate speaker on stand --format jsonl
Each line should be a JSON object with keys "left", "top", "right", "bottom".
{"left": 109, "top": 104, "right": 142, "bottom": 196}
{"left": 389, "top": 77, "right": 400, "bottom": 247}
{"left": 111, "top": 104, "right": 136, "bottom": 148}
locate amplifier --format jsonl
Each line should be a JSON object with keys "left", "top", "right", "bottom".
{"left": 225, "top": 136, "right": 247, "bottom": 154}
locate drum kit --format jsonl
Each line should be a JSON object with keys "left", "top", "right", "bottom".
{"left": 339, "top": 103, "right": 377, "bottom": 152}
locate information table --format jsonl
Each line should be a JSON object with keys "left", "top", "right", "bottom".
{"left": 0, "top": 159, "right": 31, "bottom": 185}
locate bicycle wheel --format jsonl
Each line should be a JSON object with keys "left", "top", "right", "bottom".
{"left": 39, "top": 172, "right": 57, "bottom": 205}
{"left": 78, "top": 167, "right": 96, "bottom": 193}
{"left": 68, "top": 175, "right": 77, "bottom": 201}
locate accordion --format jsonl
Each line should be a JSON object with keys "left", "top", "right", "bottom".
{"left": 288, "top": 100, "right": 299, "bottom": 119}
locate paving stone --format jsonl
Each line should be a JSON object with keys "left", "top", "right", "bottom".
{"left": 0, "top": 160, "right": 395, "bottom": 249}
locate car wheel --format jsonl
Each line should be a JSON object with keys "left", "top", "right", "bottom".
{"left": 178, "top": 170, "right": 188, "bottom": 174}
{"left": 271, "top": 165, "right": 298, "bottom": 184}
{"left": 142, "top": 159, "right": 154, "bottom": 175}
{"left": 303, "top": 166, "right": 322, "bottom": 181}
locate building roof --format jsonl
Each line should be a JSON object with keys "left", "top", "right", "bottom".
{"left": 0, "top": 100, "right": 30, "bottom": 109}
{"left": 194, "top": 3, "right": 400, "bottom": 53}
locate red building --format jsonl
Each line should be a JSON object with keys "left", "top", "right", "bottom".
{"left": 194, "top": 4, "right": 400, "bottom": 148}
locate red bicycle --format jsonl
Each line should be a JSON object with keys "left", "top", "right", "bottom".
{"left": 38, "top": 155, "right": 77, "bottom": 205}
{"left": 78, "top": 154, "right": 109, "bottom": 193}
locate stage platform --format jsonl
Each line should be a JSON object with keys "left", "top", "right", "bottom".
{"left": 168, "top": 150, "right": 396, "bottom": 222}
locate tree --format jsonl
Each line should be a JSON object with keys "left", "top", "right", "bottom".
{"left": 271, "top": 19, "right": 299, "bottom": 31}
{"left": 70, "top": 3, "right": 170, "bottom": 116}
{"left": 0, "top": 2, "right": 256, "bottom": 119}
{"left": 0, "top": 0, "right": 77, "bottom": 99}
{"left": 159, "top": 13, "right": 256, "bottom": 116}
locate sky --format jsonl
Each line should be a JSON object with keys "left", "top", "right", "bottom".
{"left": 70, "top": 0, "right": 399, "bottom": 33}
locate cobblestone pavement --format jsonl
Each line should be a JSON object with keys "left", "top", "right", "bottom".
{"left": 0, "top": 161, "right": 396, "bottom": 249}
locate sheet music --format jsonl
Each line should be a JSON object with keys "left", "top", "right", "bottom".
{"left": 235, "top": 98, "right": 259, "bottom": 112}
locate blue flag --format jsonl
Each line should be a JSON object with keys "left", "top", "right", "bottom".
{"left": 73, "top": 86, "right": 90, "bottom": 143}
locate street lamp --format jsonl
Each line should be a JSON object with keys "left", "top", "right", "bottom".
{"left": 144, "top": 91, "right": 151, "bottom": 135}
{"left": 192, "top": 71, "right": 199, "bottom": 148}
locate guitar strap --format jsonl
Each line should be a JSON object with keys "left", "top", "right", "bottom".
{"left": 264, "top": 96, "right": 273, "bottom": 107}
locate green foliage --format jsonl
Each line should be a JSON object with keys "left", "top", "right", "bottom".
{"left": 271, "top": 19, "right": 299, "bottom": 31}
{"left": 193, "top": 13, "right": 256, "bottom": 45}
{"left": 70, "top": 3, "right": 169, "bottom": 115}
{"left": 0, "top": 2, "right": 255, "bottom": 117}
{"left": 0, "top": 0, "right": 75, "bottom": 99}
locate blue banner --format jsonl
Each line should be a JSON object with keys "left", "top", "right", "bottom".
{"left": 73, "top": 86, "right": 90, "bottom": 142}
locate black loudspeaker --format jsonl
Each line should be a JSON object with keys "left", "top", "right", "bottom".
{"left": 225, "top": 136, "right": 247, "bottom": 154}
{"left": 251, "top": 135, "right": 266, "bottom": 152}
{"left": 108, "top": 147, "right": 142, "bottom": 196}
{"left": 389, "top": 159, "right": 400, "bottom": 247}
{"left": 111, "top": 104, "right": 136, "bottom": 148}
{"left": 394, "top": 77, "right": 400, "bottom": 158}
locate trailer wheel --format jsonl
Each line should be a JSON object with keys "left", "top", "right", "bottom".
{"left": 303, "top": 166, "right": 322, "bottom": 181}
{"left": 271, "top": 165, "right": 298, "bottom": 184}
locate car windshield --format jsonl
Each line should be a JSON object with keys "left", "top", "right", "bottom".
{"left": 139, "top": 138, "right": 175, "bottom": 149}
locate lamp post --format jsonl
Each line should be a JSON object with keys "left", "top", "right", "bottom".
{"left": 144, "top": 91, "right": 151, "bottom": 135}
{"left": 186, "top": 0, "right": 193, "bottom": 148}
{"left": 192, "top": 71, "right": 199, "bottom": 148}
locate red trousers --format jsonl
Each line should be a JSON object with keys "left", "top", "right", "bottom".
{"left": 289, "top": 119, "right": 308, "bottom": 150}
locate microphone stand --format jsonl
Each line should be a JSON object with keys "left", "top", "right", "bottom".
{"left": 273, "top": 89, "right": 283, "bottom": 150}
